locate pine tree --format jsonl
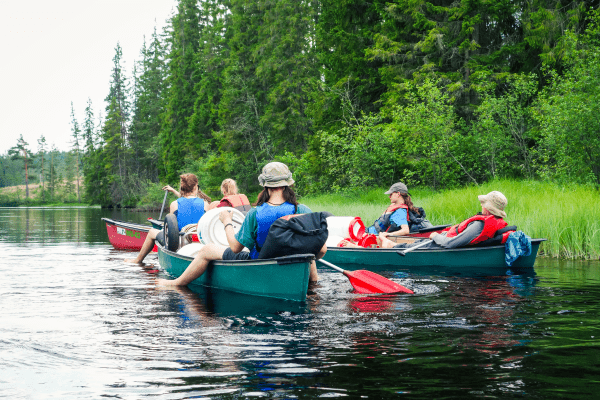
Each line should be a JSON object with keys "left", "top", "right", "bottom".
{"left": 70, "top": 103, "right": 82, "bottom": 203}
{"left": 159, "top": 0, "right": 202, "bottom": 182}
{"left": 37, "top": 135, "right": 47, "bottom": 201}
{"left": 46, "top": 144, "right": 58, "bottom": 201}
{"left": 130, "top": 28, "right": 167, "bottom": 182}
{"left": 8, "top": 135, "right": 33, "bottom": 199}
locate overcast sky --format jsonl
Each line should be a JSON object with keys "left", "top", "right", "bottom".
{"left": 0, "top": 0, "right": 178, "bottom": 155}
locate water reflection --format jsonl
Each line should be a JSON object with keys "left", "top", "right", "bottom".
{"left": 1, "top": 207, "right": 599, "bottom": 398}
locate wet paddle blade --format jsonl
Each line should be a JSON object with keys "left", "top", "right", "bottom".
{"left": 343, "top": 270, "right": 414, "bottom": 294}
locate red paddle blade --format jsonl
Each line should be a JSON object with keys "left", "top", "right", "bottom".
{"left": 344, "top": 270, "right": 414, "bottom": 294}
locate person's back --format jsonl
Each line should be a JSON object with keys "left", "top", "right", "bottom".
{"left": 176, "top": 197, "right": 206, "bottom": 228}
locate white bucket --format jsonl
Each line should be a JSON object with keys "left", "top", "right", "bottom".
{"left": 326, "top": 216, "right": 365, "bottom": 240}
{"left": 197, "top": 207, "right": 246, "bottom": 246}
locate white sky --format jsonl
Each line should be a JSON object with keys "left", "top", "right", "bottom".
{"left": 0, "top": 0, "right": 178, "bottom": 155}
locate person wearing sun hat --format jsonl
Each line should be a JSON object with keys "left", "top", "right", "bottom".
{"left": 364, "top": 181, "right": 432, "bottom": 237}
{"left": 157, "top": 162, "right": 321, "bottom": 287}
{"left": 379, "top": 190, "right": 509, "bottom": 250}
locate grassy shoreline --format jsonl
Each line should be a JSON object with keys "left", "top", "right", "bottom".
{"left": 302, "top": 179, "right": 600, "bottom": 260}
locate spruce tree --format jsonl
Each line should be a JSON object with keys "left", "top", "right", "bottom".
{"left": 36, "top": 135, "right": 47, "bottom": 201}
{"left": 8, "top": 135, "right": 33, "bottom": 199}
{"left": 70, "top": 103, "right": 82, "bottom": 203}
{"left": 160, "top": 0, "right": 202, "bottom": 182}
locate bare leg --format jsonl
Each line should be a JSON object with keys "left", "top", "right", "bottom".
{"left": 156, "top": 243, "right": 227, "bottom": 286}
{"left": 125, "top": 228, "right": 160, "bottom": 263}
{"left": 378, "top": 232, "right": 397, "bottom": 249}
{"left": 309, "top": 244, "right": 327, "bottom": 282}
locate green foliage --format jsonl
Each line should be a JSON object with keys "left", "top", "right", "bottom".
{"left": 471, "top": 74, "right": 539, "bottom": 180}
{"left": 64, "top": 0, "right": 600, "bottom": 216}
{"left": 535, "top": 16, "right": 600, "bottom": 185}
{"left": 303, "top": 179, "right": 600, "bottom": 259}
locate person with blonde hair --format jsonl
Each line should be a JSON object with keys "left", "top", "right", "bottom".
{"left": 125, "top": 173, "right": 210, "bottom": 264}
{"left": 157, "top": 162, "right": 323, "bottom": 286}
{"left": 207, "top": 178, "right": 251, "bottom": 214}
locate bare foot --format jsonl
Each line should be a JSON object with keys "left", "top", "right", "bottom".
{"left": 124, "top": 258, "right": 142, "bottom": 264}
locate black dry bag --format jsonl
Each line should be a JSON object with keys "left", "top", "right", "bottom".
{"left": 258, "top": 212, "right": 329, "bottom": 259}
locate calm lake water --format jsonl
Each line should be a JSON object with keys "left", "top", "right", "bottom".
{"left": 1, "top": 207, "right": 599, "bottom": 399}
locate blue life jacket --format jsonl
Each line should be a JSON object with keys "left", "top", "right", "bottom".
{"left": 251, "top": 202, "right": 296, "bottom": 259}
{"left": 175, "top": 197, "right": 205, "bottom": 229}
{"left": 370, "top": 204, "right": 408, "bottom": 233}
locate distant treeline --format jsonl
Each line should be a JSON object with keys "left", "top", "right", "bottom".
{"left": 17, "top": 0, "right": 600, "bottom": 207}
{"left": 0, "top": 148, "right": 82, "bottom": 204}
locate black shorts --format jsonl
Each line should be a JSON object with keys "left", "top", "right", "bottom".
{"left": 222, "top": 248, "right": 252, "bottom": 261}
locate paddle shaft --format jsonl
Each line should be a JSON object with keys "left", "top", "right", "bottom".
{"left": 397, "top": 239, "right": 433, "bottom": 256}
{"left": 318, "top": 258, "right": 345, "bottom": 273}
{"left": 158, "top": 190, "right": 168, "bottom": 221}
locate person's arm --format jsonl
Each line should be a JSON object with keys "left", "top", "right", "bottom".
{"left": 169, "top": 199, "right": 178, "bottom": 214}
{"left": 430, "top": 220, "right": 484, "bottom": 249}
{"left": 387, "top": 209, "right": 409, "bottom": 236}
{"left": 219, "top": 210, "right": 245, "bottom": 252}
{"left": 163, "top": 185, "right": 180, "bottom": 198}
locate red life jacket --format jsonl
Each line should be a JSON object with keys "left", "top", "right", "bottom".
{"left": 219, "top": 194, "right": 252, "bottom": 214}
{"left": 443, "top": 214, "right": 508, "bottom": 245}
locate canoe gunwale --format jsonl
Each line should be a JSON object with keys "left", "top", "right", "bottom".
{"left": 158, "top": 243, "right": 315, "bottom": 265}
{"left": 101, "top": 217, "right": 151, "bottom": 233}
{"left": 326, "top": 238, "right": 546, "bottom": 254}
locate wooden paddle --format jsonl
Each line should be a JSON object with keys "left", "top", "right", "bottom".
{"left": 318, "top": 259, "right": 413, "bottom": 294}
{"left": 396, "top": 239, "right": 433, "bottom": 256}
{"left": 158, "top": 190, "right": 169, "bottom": 221}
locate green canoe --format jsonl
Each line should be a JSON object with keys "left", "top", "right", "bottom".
{"left": 157, "top": 243, "right": 314, "bottom": 302}
{"left": 323, "top": 239, "right": 545, "bottom": 274}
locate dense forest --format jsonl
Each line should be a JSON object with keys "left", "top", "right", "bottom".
{"left": 5, "top": 0, "right": 600, "bottom": 207}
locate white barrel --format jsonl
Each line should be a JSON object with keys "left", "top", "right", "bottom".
{"left": 197, "top": 207, "right": 246, "bottom": 246}
{"left": 326, "top": 216, "right": 365, "bottom": 240}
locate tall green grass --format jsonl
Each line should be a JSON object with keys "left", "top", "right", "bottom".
{"left": 302, "top": 179, "right": 600, "bottom": 260}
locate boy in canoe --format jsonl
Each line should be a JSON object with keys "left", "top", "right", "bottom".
{"left": 157, "top": 162, "right": 325, "bottom": 286}
{"left": 380, "top": 191, "right": 510, "bottom": 249}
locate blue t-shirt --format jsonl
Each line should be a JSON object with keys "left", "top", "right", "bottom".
{"left": 175, "top": 197, "right": 205, "bottom": 229}
{"left": 366, "top": 208, "right": 408, "bottom": 235}
{"left": 235, "top": 203, "right": 312, "bottom": 258}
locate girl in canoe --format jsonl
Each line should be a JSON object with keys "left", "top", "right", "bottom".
{"left": 379, "top": 191, "right": 510, "bottom": 249}
{"left": 157, "top": 162, "right": 324, "bottom": 286}
{"left": 207, "top": 178, "right": 252, "bottom": 214}
{"left": 366, "top": 182, "right": 432, "bottom": 237}
{"left": 125, "top": 173, "right": 210, "bottom": 264}
{"left": 339, "top": 182, "right": 432, "bottom": 247}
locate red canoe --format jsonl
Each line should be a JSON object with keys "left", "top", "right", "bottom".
{"left": 102, "top": 218, "right": 157, "bottom": 252}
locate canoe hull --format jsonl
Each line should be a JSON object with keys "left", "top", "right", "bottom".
{"left": 323, "top": 239, "right": 544, "bottom": 274}
{"left": 102, "top": 218, "right": 156, "bottom": 252}
{"left": 157, "top": 244, "right": 313, "bottom": 302}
